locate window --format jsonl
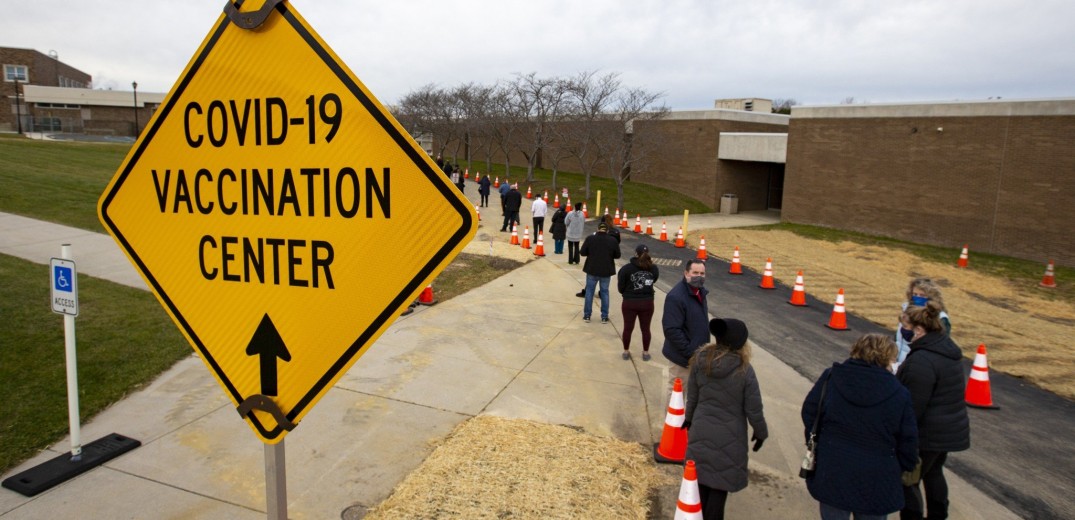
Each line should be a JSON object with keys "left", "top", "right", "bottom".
{"left": 4, "top": 64, "right": 29, "bottom": 82}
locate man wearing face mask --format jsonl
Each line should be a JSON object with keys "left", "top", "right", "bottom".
{"left": 662, "top": 259, "right": 710, "bottom": 386}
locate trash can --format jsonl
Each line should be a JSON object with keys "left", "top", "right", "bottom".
{"left": 720, "top": 194, "right": 738, "bottom": 215}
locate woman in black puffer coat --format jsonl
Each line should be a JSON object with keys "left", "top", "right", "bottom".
{"left": 683, "top": 318, "right": 767, "bottom": 520}
{"left": 897, "top": 301, "right": 970, "bottom": 520}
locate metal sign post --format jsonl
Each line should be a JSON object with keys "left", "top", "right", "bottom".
{"left": 265, "top": 440, "right": 287, "bottom": 519}
{"left": 52, "top": 244, "right": 82, "bottom": 459}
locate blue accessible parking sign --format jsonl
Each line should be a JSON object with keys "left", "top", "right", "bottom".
{"left": 50, "top": 258, "right": 78, "bottom": 316}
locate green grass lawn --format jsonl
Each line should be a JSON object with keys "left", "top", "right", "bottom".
{"left": 0, "top": 134, "right": 129, "bottom": 233}
{"left": 0, "top": 254, "right": 190, "bottom": 473}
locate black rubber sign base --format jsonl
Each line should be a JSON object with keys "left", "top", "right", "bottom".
{"left": 2, "top": 433, "right": 140, "bottom": 497}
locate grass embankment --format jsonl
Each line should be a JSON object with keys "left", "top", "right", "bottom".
{"left": 0, "top": 254, "right": 190, "bottom": 473}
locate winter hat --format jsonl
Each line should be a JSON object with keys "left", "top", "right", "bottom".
{"left": 709, "top": 318, "right": 749, "bottom": 350}
{"left": 635, "top": 244, "right": 649, "bottom": 255}
{"left": 597, "top": 223, "right": 609, "bottom": 232}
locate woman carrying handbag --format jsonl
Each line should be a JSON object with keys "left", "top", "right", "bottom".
{"left": 801, "top": 334, "right": 919, "bottom": 519}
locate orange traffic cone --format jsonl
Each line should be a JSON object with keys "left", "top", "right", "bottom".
{"left": 582, "top": 202, "right": 589, "bottom": 218}
{"left": 543, "top": 191, "right": 549, "bottom": 203}
{"left": 553, "top": 194, "right": 560, "bottom": 208}
{"left": 645, "top": 219, "right": 654, "bottom": 235}
{"left": 759, "top": 257, "right": 775, "bottom": 289}
{"left": 521, "top": 226, "right": 531, "bottom": 249}
{"left": 634, "top": 215, "right": 642, "bottom": 233}
{"left": 659, "top": 222, "right": 669, "bottom": 242}
{"left": 957, "top": 245, "right": 969, "bottom": 268}
{"left": 674, "top": 460, "right": 703, "bottom": 520}
{"left": 533, "top": 232, "right": 545, "bottom": 257}
{"left": 674, "top": 227, "right": 686, "bottom": 248}
{"left": 826, "top": 288, "right": 849, "bottom": 330}
{"left": 418, "top": 284, "right": 436, "bottom": 305}
{"left": 474, "top": 172, "right": 480, "bottom": 183}
{"left": 729, "top": 246, "right": 743, "bottom": 274}
{"left": 604, "top": 207, "right": 609, "bottom": 219}
{"left": 526, "top": 185, "right": 532, "bottom": 199}
{"left": 1040, "top": 260, "right": 1057, "bottom": 288}
{"left": 510, "top": 224, "right": 519, "bottom": 245}
{"left": 464, "top": 168, "right": 469, "bottom": 179}
{"left": 965, "top": 344, "right": 999, "bottom": 409}
{"left": 696, "top": 236, "right": 708, "bottom": 260}
{"left": 654, "top": 378, "right": 688, "bottom": 464}
{"left": 789, "top": 270, "right": 807, "bottom": 306}
{"left": 613, "top": 208, "right": 621, "bottom": 226}
{"left": 475, "top": 205, "right": 481, "bottom": 222}
{"left": 621, "top": 209, "right": 630, "bottom": 228}
{"left": 565, "top": 198, "right": 573, "bottom": 212}
{"left": 494, "top": 176, "right": 500, "bottom": 188}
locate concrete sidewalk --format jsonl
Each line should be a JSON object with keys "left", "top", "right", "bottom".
{"left": 0, "top": 205, "right": 1017, "bottom": 519}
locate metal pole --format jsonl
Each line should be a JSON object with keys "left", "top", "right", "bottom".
{"left": 265, "top": 440, "right": 287, "bottom": 519}
{"left": 131, "top": 82, "right": 139, "bottom": 136}
{"left": 61, "top": 244, "right": 82, "bottom": 460}
{"left": 13, "top": 79, "right": 22, "bottom": 134}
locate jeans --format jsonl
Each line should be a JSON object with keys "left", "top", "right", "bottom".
{"left": 901, "top": 451, "right": 950, "bottom": 520}
{"left": 583, "top": 274, "right": 610, "bottom": 319}
{"left": 821, "top": 502, "right": 887, "bottom": 520}
{"left": 554, "top": 239, "right": 564, "bottom": 254}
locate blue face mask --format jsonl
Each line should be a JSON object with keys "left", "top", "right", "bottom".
{"left": 911, "top": 295, "right": 929, "bottom": 306}
{"left": 900, "top": 327, "right": 915, "bottom": 343}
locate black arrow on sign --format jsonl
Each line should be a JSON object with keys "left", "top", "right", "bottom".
{"left": 245, "top": 314, "right": 292, "bottom": 396}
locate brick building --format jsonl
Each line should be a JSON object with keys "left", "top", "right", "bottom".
{"left": 3, "top": 46, "right": 163, "bottom": 136}
{"left": 2, "top": 46, "right": 91, "bottom": 132}
{"left": 783, "top": 99, "right": 1075, "bottom": 266}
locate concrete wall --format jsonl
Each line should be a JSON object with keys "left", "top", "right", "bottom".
{"left": 784, "top": 99, "right": 1075, "bottom": 266}
{"left": 718, "top": 132, "right": 788, "bottom": 163}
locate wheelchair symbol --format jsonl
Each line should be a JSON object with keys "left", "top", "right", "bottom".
{"left": 54, "top": 266, "right": 73, "bottom": 292}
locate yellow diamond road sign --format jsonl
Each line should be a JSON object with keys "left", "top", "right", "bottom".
{"left": 98, "top": 2, "right": 476, "bottom": 443}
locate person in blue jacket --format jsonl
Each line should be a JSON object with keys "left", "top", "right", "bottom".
{"left": 802, "top": 333, "right": 919, "bottom": 520}
{"left": 662, "top": 258, "right": 709, "bottom": 386}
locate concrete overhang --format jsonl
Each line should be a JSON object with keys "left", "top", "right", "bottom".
{"left": 718, "top": 132, "right": 787, "bottom": 164}
{"left": 22, "top": 85, "right": 166, "bottom": 108}
{"left": 792, "top": 97, "right": 1075, "bottom": 118}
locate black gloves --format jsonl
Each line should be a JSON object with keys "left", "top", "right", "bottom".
{"left": 752, "top": 434, "right": 764, "bottom": 452}
{"left": 681, "top": 421, "right": 691, "bottom": 431}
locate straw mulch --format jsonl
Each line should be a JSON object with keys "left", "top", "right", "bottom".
{"left": 363, "top": 415, "right": 671, "bottom": 519}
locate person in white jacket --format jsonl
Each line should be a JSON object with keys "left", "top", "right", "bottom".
{"left": 531, "top": 196, "right": 548, "bottom": 236}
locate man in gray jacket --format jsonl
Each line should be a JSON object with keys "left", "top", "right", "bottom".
{"left": 563, "top": 206, "right": 586, "bottom": 265}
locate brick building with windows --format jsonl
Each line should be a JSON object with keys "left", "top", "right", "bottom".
{"left": 3, "top": 46, "right": 163, "bottom": 136}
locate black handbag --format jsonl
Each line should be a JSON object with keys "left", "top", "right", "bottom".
{"left": 800, "top": 373, "right": 831, "bottom": 479}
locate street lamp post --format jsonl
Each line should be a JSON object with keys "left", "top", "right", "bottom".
{"left": 131, "top": 81, "right": 139, "bottom": 136}
{"left": 13, "top": 79, "right": 23, "bottom": 134}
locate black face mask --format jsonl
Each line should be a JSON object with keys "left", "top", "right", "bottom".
{"left": 688, "top": 275, "right": 705, "bottom": 288}
{"left": 900, "top": 327, "right": 915, "bottom": 343}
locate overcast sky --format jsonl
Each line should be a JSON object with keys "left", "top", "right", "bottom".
{"left": 5, "top": 0, "right": 1074, "bottom": 109}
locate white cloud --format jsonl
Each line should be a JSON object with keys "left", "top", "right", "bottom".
{"left": 3, "top": 0, "right": 1072, "bottom": 107}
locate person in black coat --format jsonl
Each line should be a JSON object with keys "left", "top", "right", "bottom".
{"left": 802, "top": 334, "right": 919, "bottom": 519}
{"left": 897, "top": 301, "right": 970, "bottom": 520}
{"left": 617, "top": 244, "right": 659, "bottom": 360}
{"left": 549, "top": 206, "right": 567, "bottom": 254}
{"left": 683, "top": 318, "right": 767, "bottom": 520}
{"left": 478, "top": 175, "right": 492, "bottom": 207}
{"left": 500, "top": 184, "right": 523, "bottom": 232}
{"left": 579, "top": 222, "right": 620, "bottom": 323}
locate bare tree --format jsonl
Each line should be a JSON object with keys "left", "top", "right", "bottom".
{"left": 590, "top": 86, "right": 669, "bottom": 210}
{"left": 562, "top": 71, "right": 621, "bottom": 199}
{"left": 772, "top": 98, "right": 798, "bottom": 114}
{"left": 506, "top": 73, "right": 572, "bottom": 183}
